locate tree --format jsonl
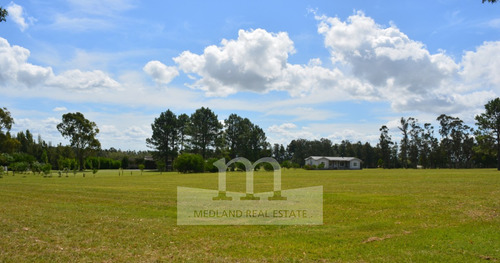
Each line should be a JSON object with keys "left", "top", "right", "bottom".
{"left": 483, "top": 0, "right": 497, "bottom": 3}
{"left": 224, "top": 113, "right": 243, "bottom": 159}
{"left": 398, "top": 117, "right": 411, "bottom": 168}
{"left": 408, "top": 119, "right": 422, "bottom": 168}
{"left": 177, "top": 113, "right": 190, "bottom": 152}
{"left": 475, "top": 97, "right": 500, "bottom": 170}
{"left": 146, "top": 110, "right": 179, "bottom": 170}
{"left": 378, "top": 125, "right": 393, "bottom": 168}
{"left": 57, "top": 112, "right": 100, "bottom": 170}
{"left": 189, "top": 107, "right": 222, "bottom": 159}
{"left": 438, "top": 114, "right": 474, "bottom": 168}
{"left": 0, "top": 7, "right": 7, "bottom": 23}
{"left": 0, "top": 107, "right": 13, "bottom": 134}
{"left": 0, "top": 108, "right": 19, "bottom": 154}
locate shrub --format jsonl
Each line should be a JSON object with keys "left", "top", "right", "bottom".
{"left": 204, "top": 158, "right": 219, "bottom": 173}
{"left": 42, "top": 163, "right": 52, "bottom": 176}
{"left": 318, "top": 163, "right": 325, "bottom": 169}
{"left": 262, "top": 162, "right": 275, "bottom": 171}
{"left": 281, "top": 160, "right": 291, "bottom": 169}
{"left": 173, "top": 153, "right": 204, "bottom": 173}
{"left": 303, "top": 164, "right": 313, "bottom": 170}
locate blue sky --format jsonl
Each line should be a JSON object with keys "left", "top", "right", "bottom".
{"left": 1, "top": 0, "right": 499, "bottom": 150}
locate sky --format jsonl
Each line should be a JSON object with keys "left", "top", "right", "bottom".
{"left": 0, "top": 0, "right": 499, "bottom": 151}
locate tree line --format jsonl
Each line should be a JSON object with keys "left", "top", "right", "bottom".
{"left": 1, "top": 98, "right": 499, "bottom": 175}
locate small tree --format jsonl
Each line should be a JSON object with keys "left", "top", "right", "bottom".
{"left": 138, "top": 164, "right": 145, "bottom": 175}
{"left": 156, "top": 161, "right": 166, "bottom": 175}
{"left": 42, "top": 163, "right": 52, "bottom": 177}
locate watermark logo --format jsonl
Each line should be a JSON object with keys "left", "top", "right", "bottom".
{"left": 177, "top": 157, "right": 323, "bottom": 225}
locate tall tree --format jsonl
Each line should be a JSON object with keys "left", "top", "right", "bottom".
{"left": 146, "top": 110, "right": 179, "bottom": 169}
{"left": 437, "top": 114, "right": 474, "bottom": 168}
{"left": 57, "top": 112, "right": 100, "bottom": 170}
{"left": 189, "top": 107, "right": 222, "bottom": 159}
{"left": 224, "top": 113, "right": 244, "bottom": 159}
{"left": 398, "top": 117, "right": 411, "bottom": 168}
{"left": 483, "top": 0, "right": 497, "bottom": 3}
{"left": 177, "top": 113, "right": 190, "bottom": 152}
{"left": 378, "top": 125, "right": 393, "bottom": 168}
{"left": 475, "top": 97, "right": 500, "bottom": 170}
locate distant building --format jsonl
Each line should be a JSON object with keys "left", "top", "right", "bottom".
{"left": 304, "top": 156, "right": 362, "bottom": 170}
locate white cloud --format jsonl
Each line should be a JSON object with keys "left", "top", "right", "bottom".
{"left": 0, "top": 37, "right": 121, "bottom": 91}
{"left": 314, "top": 11, "right": 498, "bottom": 114}
{"left": 461, "top": 41, "right": 500, "bottom": 90}
{"left": 0, "top": 38, "right": 53, "bottom": 86}
{"left": 46, "top": 69, "right": 121, "bottom": 91}
{"left": 52, "top": 107, "right": 67, "bottom": 112}
{"left": 267, "top": 123, "right": 317, "bottom": 144}
{"left": 174, "top": 28, "right": 296, "bottom": 96}
{"left": 6, "top": 2, "right": 35, "bottom": 32}
{"left": 143, "top": 61, "right": 179, "bottom": 85}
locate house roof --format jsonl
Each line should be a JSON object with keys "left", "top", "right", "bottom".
{"left": 305, "top": 156, "right": 361, "bottom": 162}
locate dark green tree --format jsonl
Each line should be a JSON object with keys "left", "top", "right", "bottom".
{"left": 437, "top": 114, "right": 474, "bottom": 168}
{"left": 146, "top": 110, "right": 178, "bottom": 170}
{"left": 378, "top": 125, "right": 393, "bottom": 168}
{"left": 189, "top": 107, "right": 222, "bottom": 159}
{"left": 475, "top": 97, "right": 500, "bottom": 170}
{"left": 177, "top": 113, "right": 190, "bottom": 152}
{"left": 57, "top": 112, "right": 100, "bottom": 170}
{"left": 483, "top": 0, "right": 497, "bottom": 3}
{"left": 398, "top": 117, "right": 412, "bottom": 168}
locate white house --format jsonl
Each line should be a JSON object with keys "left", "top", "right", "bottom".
{"left": 304, "top": 156, "right": 362, "bottom": 170}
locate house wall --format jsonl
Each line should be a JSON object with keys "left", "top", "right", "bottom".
{"left": 349, "top": 160, "right": 361, "bottom": 170}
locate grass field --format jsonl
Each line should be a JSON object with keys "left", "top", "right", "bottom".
{"left": 0, "top": 168, "right": 499, "bottom": 262}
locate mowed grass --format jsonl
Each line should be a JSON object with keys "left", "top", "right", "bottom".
{"left": 0, "top": 169, "right": 499, "bottom": 262}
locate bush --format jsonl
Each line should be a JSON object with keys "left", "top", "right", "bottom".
{"left": 10, "top": 162, "right": 29, "bottom": 174}
{"left": 262, "top": 162, "right": 275, "bottom": 171}
{"left": 204, "top": 158, "right": 219, "bottom": 173}
{"left": 318, "top": 163, "right": 325, "bottom": 169}
{"left": 281, "top": 160, "right": 291, "bottom": 169}
{"left": 173, "top": 153, "right": 204, "bottom": 173}
{"left": 42, "top": 163, "right": 52, "bottom": 177}
{"left": 303, "top": 164, "right": 313, "bottom": 170}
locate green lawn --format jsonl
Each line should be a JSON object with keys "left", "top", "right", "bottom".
{"left": 0, "top": 169, "right": 499, "bottom": 262}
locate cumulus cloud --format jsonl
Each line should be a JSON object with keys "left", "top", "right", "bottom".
{"left": 314, "top": 11, "right": 496, "bottom": 114}
{"left": 0, "top": 37, "right": 121, "bottom": 91}
{"left": 143, "top": 60, "right": 179, "bottom": 85}
{"left": 6, "top": 2, "right": 35, "bottom": 31}
{"left": 174, "top": 28, "right": 296, "bottom": 96}
{"left": 0, "top": 38, "right": 53, "bottom": 86}
{"left": 317, "top": 12, "right": 457, "bottom": 95}
{"left": 461, "top": 41, "right": 500, "bottom": 90}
